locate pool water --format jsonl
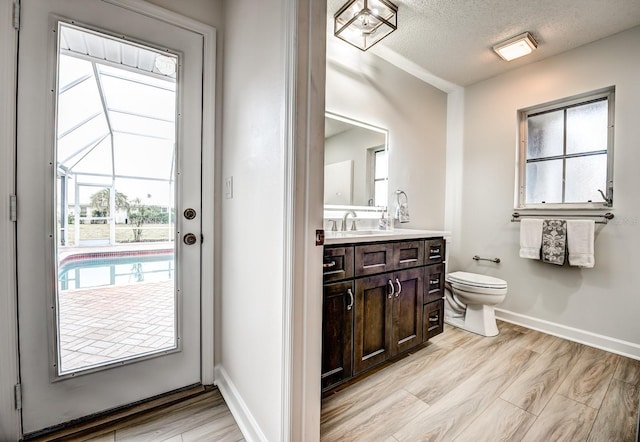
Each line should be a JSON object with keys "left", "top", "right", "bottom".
{"left": 58, "top": 253, "right": 174, "bottom": 290}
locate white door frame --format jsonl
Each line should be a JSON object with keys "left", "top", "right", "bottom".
{"left": 0, "top": 1, "right": 20, "bottom": 440}
{"left": 0, "top": 0, "right": 216, "bottom": 439}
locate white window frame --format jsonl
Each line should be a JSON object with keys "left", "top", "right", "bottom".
{"left": 516, "top": 86, "right": 615, "bottom": 210}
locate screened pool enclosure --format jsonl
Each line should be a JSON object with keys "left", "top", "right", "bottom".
{"left": 57, "top": 24, "right": 177, "bottom": 247}
{"left": 54, "top": 23, "right": 179, "bottom": 375}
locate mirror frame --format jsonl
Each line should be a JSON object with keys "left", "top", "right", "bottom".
{"left": 324, "top": 111, "right": 389, "bottom": 211}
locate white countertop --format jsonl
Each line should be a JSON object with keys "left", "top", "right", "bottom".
{"left": 324, "top": 228, "right": 450, "bottom": 245}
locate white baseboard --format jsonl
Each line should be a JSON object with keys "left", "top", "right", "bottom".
{"left": 495, "top": 308, "right": 640, "bottom": 360}
{"left": 214, "top": 365, "right": 267, "bottom": 442}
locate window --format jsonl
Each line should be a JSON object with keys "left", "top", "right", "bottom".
{"left": 517, "top": 87, "right": 614, "bottom": 208}
{"left": 371, "top": 146, "right": 387, "bottom": 207}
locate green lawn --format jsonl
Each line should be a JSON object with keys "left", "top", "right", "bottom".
{"left": 61, "top": 223, "right": 173, "bottom": 244}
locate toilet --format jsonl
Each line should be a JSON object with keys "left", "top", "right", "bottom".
{"left": 443, "top": 271, "right": 508, "bottom": 337}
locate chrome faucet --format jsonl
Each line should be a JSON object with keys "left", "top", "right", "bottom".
{"left": 342, "top": 210, "right": 357, "bottom": 231}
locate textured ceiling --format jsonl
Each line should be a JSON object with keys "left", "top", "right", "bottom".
{"left": 327, "top": 0, "right": 640, "bottom": 88}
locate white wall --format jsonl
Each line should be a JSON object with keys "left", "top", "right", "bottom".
{"left": 456, "top": 26, "right": 640, "bottom": 354}
{"left": 326, "top": 39, "right": 448, "bottom": 229}
{"left": 218, "top": 1, "right": 287, "bottom": 440}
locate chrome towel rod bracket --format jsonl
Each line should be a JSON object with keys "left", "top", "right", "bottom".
{"left": 511, "top": 212, "right": 614, "bottom": 224}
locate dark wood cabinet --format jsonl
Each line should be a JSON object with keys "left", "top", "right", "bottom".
{"left": 393, "top": 240, "right": 424, "bottom": 270}
{"left": 424, "top": 263, "right": 444, "bottom": 304}
{"left": 392, "top": 267, "right": 424, "bottom": 354}
{"left": 323, "top": 246, "right": 354, "bottom": 283}
{"left": 354, "top": 243, "right": 393, "bottom": 277}
{"left": 425, "top": 238, "right": 445, "bottom": 265}
{"left": 322, "top": 281, "right": 354, "bottom": 390}
{"left": 322, "top": 236, "right": 445, "bottom": 391}
{"left": 353, "top": 274, "right": 392, "bottom": 374}
{"left": 424, "top": 299, "right": 444, "bottom": 340}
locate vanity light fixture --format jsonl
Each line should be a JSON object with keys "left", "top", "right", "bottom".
{"left": 493, "top": 32, "right": 538, "bottom": 61}
{"left": 334, "top": 0, "right": 398, "bottom": 51}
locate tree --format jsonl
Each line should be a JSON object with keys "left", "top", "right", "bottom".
{"left": 89, "top": 188, "right": 129, "bottom": 219}
{"left": 127, "top": 197, "right": 150, "bottom": 242}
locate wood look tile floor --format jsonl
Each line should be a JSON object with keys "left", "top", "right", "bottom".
{"left": 43, "top": 389, "right": 244, "bottom": 442}
{"left": 321, "top": 321, "right": 640, "bottom": 442}
{"left": 42, "top": 322, "right": 639, "bottom": 441}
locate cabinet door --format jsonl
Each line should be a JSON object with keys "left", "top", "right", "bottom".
{"left": 355, "top": 243, "right": 394, "bottom": 277}
{"left": 424, "top": 263, "right": 445, "bottom": 304}
{"left": 323, "top": 246, "right": 354, "bottom": 283}
{"left": 354, "top": 273, "right": 393, "bottom": 374}
{"left": 393, "top": 240, "right": 424, "bottom": 270}
{"left": 322, "top": 281, "right": 354, "bottom": 391}
{"left": 392, "top": 267, "right": 424, "bottom": 355}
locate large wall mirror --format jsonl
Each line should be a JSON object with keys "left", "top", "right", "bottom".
{"left": 324, "top": 112, "right": 388, "bottom": 210}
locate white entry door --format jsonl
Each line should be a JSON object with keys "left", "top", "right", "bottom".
{"left": 16, "top": 0, "right": 203, "bottom": 435}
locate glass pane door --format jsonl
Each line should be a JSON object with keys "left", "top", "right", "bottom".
{"left": 55, "top": 24, "right": 178, "bottom": 375}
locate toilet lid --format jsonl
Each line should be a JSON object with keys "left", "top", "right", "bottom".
{"left": 446, "top": 271, "right": 507, "bottom": 289}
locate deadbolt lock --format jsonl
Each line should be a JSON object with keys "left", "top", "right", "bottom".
{"left": 183, "top": 233, "right": 198, "bottom": 245}
{"left": 183, "top": 208, "right": 197, "bottom": 220}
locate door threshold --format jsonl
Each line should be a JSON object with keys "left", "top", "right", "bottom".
{"left": 22, "top": 384, "right": 207, "bottom": 441}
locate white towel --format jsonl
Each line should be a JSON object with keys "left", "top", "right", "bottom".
{"left": 520, "top": 219, "right": 543, "bottom": 260}
{"left": 567, "top": 220, "right": 595, "bottom": 268}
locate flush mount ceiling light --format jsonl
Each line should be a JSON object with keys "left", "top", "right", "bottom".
{"left": 334, "top": 0, "right": 398, "bottom": 51}
{"left": 493, "top": 32, "right": 538, "bottom": 61}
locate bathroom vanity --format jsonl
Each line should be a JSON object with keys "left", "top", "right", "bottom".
{"left": 321, "top": 230, "right": 447, "bottom": 392}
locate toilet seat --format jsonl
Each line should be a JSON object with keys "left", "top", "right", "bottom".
{"left": 446, "top": 271, "right": 507, "bottom": 289}
{"left": 449, "top": 282, "right": 507, "bottom": 296}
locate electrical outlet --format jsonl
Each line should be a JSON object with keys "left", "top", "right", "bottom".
{"left": 224, "top": 176, "right": 233, "bottom": 199}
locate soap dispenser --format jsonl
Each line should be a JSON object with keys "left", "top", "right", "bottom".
{"left": 378, "top": 208, "right": 393, "bottom": 231}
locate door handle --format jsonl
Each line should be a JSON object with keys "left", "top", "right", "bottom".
{"left": 183, "top": 233, "right": 198, "bottom": 245}
{"left": 395, "top": 278, "right": 402, "bottom": 297}
{"left": 346, "top": 288, "right": 354, "bottom": 311}
{"left": 388, "top": 279, "right": 395, "bottom": 299}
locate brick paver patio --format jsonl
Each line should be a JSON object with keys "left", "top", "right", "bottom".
{"left": 58, "top": 279, "right": 175, "bottom": 373}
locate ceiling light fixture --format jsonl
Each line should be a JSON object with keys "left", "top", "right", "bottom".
{"left": 334, "top": 0, "right": 398, "bottom": 51}
{"left": 493, "top": 32, "right": 538, "bottom": 61}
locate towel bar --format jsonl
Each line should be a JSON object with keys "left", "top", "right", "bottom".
{"left": 511, "top": 212, "right": 614, "bottom": 224}
{"left": 473, "top": 255, "right": 501, "bottom": 264}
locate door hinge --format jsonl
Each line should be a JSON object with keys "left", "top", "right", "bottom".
{"left": 10, "top": 195, "right": 17, "bottom": 222}
{"left": 14, "top": 383, "right": 22, "bottom": 410}
{"left": 12, "top": 1, "right": 20, "bottom": 30}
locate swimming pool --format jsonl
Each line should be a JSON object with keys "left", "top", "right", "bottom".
{"left": 58, "top": 252, "right": 174, "bottom": 290}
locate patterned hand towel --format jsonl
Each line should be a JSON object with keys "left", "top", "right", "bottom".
{"left": 542, "top": 220, "right": 567, "bottom": 265}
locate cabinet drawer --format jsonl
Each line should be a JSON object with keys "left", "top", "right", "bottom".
{"left": 424, "top": 263, "right": 444, "bottom": 304}
{"left": 393, "top": 240, "right": 424, "bottom": 270}
{"left": 355, "top": 243, "right": 393, "bottom": 277}
{"left": 423, "top": 300, "right": 444, "bottom": 340}
{"left": 323, "top": 246, "right": 354, "bottom": 282}
{"left": 425, "top": 238, "right": 445, "bottom": 265}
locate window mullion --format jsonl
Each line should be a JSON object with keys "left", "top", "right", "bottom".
{"left": 561, "top": 109, "right": 567, "bottom": 203}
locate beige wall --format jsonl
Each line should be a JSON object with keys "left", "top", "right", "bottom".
{"left": 326, "top": 38, "right": 448, "bottom": 229}
{"left": 455, "top": 26, "right": 640, "bottom": 352}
